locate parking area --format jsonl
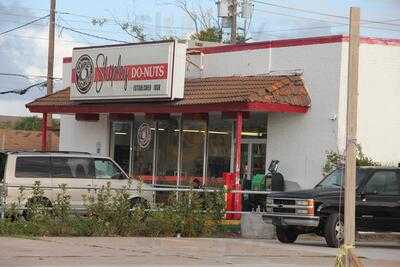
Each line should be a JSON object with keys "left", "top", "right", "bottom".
{"left": 0, "top": 237, "right": 398, "bottom": 267}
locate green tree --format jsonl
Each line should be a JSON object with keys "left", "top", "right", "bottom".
{"left": 14, "top": 117, "right": 42, "bottom": 131}
{"left": 190, "top": 27, "right": 222, "bottom": 42}
{"left": 13, "top": 117, "right": 59, "bottom": 131}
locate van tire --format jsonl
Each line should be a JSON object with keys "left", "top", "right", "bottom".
{"left": 276, "top": 226, "right": 298, "bottom": 243}
{"left": 23, "top": 197, "right": 52, "bottom": 220}
{"left": 130, "top": 198, "right": 148, "bottom": 209}
{"left": 324, "top": 212, "right": 344, "bottom": 248}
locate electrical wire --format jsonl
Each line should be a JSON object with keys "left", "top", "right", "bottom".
{"left": 60, "top": 26, "right": 129, "bottom": 43}
{"left": 0, "top": 73, "right": 61, "bottom": 80}
{"left": 253, "top": 0, "right": 400, "bottom": 27}
{"left": 0, "top": 14, "right": 50, "bottom": 36}
{"left": 0, "top": 81, "right": 47, "bottom": 95}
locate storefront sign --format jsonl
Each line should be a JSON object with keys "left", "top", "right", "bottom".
{"left": 70, "top": 40, "right": 187, "bottom": 101}
{"left": 137, "top": 123, "right": 152, "bottom": 150}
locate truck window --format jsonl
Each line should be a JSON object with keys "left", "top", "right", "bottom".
{"left": 316, "top": 168, "right": 367, "bottom": 189}
{"left": 94, "top": 159, "right": 125, "bottom": 180}
{"left": 15, "top": 157, "right": 51, "bottom": 178}
{"left": 0, "top": 153, "right": 6, "bottom": 182}
{"left": 51, "top": 157, "right": 95, "bottom": 179}
{"left": 364, "top": 171, "right": 399, "bottom": 195}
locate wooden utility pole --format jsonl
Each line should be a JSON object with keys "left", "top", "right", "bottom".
{"left": 230, "top": 0, "right": 237, "bottom": 44}
{"left": 46, "top": 0, "right": 56, "bottom": 151}
{"left": 344, "top": 6, "right": 360, "bottom": 266}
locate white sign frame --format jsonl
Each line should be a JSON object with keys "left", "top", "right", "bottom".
{"left": 70, "top": 40, "right": 186, "bottom": 101}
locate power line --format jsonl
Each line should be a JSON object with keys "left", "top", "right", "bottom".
{"left": 253, "top": 0, "right": 348, "bottom": 20}
{"left": 253, "top": 8, "right": 347, "bottom": 25}
{"left": 0, "top": 73, "right": 62, "bottom": 80}
{"left": 253, "top": 0, "right": 400, "bottom": 27}
{"left": 254, "top": 8, "right": 400, "bottom": 34}
{"left": 0, "top": 81, "right": 47, "bottom": 95}
{"left": 0, "top": 14, "right": 50, "bottom": 36}
{"left": 60, "top": 26, "right": 129, "bottom": 43}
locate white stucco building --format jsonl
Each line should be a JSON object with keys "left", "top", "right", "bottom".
{"left": 27, "top": 35, "right": 400, "bottom": 190}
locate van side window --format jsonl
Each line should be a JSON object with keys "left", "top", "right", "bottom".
{"left": 94, "top": 159, "right": 125, "bottom": 180}
{"left": 0, "top": 153, "right": 6, "bottom": 182}
{"left": 15, "top": 157, "right": 51, "bottom": 178}
{"left": 52, "top": 157, "right": 94, "bottom": 179}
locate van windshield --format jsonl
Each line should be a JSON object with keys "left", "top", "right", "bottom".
{"left": 0, "top": 153, "right": 6, "bottom": 182}
{"left": 315, "top": 168, "right": 367, "bottom": 189}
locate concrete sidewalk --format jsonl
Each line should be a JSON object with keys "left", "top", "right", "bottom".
{"left": 0, "top": 237, "right": 398, "bottom": 267}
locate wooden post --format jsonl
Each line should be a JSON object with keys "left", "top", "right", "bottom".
{"left": 344, "top": 6, "right": 360, "bottom": 262}
{"left": 42, "top": 113, "right": 48, "bottom": 151}
{"left": 46, "top": 0, "right": 56, "bottom": 150}
{"left": 230, "top": 0, "right": 237, "bottom": 44}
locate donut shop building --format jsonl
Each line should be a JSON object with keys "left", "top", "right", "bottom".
{"left": 26, "top": 35, "right": 400, "bottom": 189}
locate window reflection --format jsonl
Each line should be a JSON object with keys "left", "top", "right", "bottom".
{"left": 181, "top": 118, "right": 206, "bottom": 185}
{"left": 132, "top": 116, "right": 154, "bottom": 178}
{"left": 208, "top": 114, "right": 232, "bottom": 183}
{"left": 111, "top": 121, "right": 131, "bottom": 173}
{"left": 156, "top": 116, "right": 180, "bottom": 184}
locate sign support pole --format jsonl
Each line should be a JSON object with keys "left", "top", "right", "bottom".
{"left": 46, "top": 0, "right": 56, "bottom": 151}
{"left": 230, "top": 0, "right": 237, "bottom": 44}
{"left": 344, "top": 6, "right": 360, "bottom": 267}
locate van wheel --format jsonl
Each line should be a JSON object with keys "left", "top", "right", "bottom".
{"left": 276, "top": 226, "right": 298, "bottom": 243}
{"left": 23, "top": 197, "right": 52, "bottom": 220}
{"left": 130, "top": 198, "right": 148, "bottom": 209}
{"left": 325, "top": 213, "right": 344, "bottom": 248}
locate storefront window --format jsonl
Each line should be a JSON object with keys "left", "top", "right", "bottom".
{"left": 132, "top": 116, "right": 155, "bottom": 179}
{"left": 207, "top": 114, "right": 232, "bottom": 183}
{"left": 110, "top": 121, "right": 131, "bottom": 173}
{"left": 242, "top": 112, "right": 267, "bottom": 138}
{"left": 181, "top": 118, "right": 206, "bottom": 185}
{"left": 156, "top": 116, "right": 180, "bottom": 185}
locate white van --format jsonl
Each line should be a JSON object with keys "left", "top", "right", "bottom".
{"left": 0, "top": 151, "right": 153, "bottom": 212}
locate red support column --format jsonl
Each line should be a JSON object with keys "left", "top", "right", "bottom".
{"left": 41, "top": 113, "right": 48, "bottom": 151}
{"left": 234, "top": 112, "right": 243, "bottom": 219}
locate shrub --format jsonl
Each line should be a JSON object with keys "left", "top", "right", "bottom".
{"left": 0, "top": 183, "right": 226, "bottom": 238}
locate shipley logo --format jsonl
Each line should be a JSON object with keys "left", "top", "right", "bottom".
{"left": 75, "top": 54, "right": 94, "bottom": 94}
{"left": 137, "top": 123, "right": 152, "bottom": 150}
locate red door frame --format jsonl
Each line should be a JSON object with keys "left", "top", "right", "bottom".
{"left": 234, "top": 112, "right": 243, "bottom": 219}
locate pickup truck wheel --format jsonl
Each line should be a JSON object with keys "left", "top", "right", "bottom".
{"left": 325, "top": 213, "right": 344, "bottom": 248}
{"left": 276, "top": 226, "right": 298, "bottom": 243}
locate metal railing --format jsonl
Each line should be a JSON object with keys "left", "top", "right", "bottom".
{"left": 0, "top": 182, "right": 273, "bottom": 219}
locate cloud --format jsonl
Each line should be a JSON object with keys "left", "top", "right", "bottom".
{"left": 0, "top": 1, "right": 87, "bottom": 116}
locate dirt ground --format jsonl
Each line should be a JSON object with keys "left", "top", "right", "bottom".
{"left": 0, "top": 237, "right": 398, "bottom": 267}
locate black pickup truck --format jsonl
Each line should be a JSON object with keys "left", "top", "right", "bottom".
{"left": 263, "top": 167, "right": 400, "bottom": 247}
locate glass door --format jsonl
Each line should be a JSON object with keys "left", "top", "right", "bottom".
{"left": 110, "top": 121, "right": 132, "bottom": 174}
{"left": 240, "top": 139, "right": 267, "bottom": 183}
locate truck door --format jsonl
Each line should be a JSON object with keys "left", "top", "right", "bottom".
{"left": 358, "top": 170, "right": 400, "bottom": 232}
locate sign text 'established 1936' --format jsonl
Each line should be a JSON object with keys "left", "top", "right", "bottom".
{"left": 70, "top": 40, "right": 186, "bottom": 101}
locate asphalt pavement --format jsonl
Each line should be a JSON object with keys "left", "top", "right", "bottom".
{"left": 0, "top": 237, "right": 398, "bottom": 267}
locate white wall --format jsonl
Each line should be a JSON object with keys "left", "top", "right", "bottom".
{"left": 266, "top": 43, "right": 343, "bottom": 189}
{"left": 187, "top": 43, "right": 342, "bottom": 189}
{"left": 338, "top": 43, "right": 400, "bottom": 165}
{"left": 59, "top": 114, "right": 110, "bottom": 156}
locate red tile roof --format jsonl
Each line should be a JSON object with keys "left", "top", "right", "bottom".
{"left": 26, "top": 75, "right": 311, "bottom": 113}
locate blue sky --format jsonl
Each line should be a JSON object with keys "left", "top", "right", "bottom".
{"left": 0, "top": 0, "right": 399, "bottom": 116}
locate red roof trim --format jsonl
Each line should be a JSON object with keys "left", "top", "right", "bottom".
{"left": 27, "top": 102, "right": 308, "bottom": 114}
{"left": 63, "top": 57, "right": 72, "bottom": 63}
{"left": 187, "top": 35, "right": 400, "bottom": 55}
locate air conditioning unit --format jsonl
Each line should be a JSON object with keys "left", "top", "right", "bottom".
{"left": 217, "top": 0, "right": 230, "bottom": 18}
